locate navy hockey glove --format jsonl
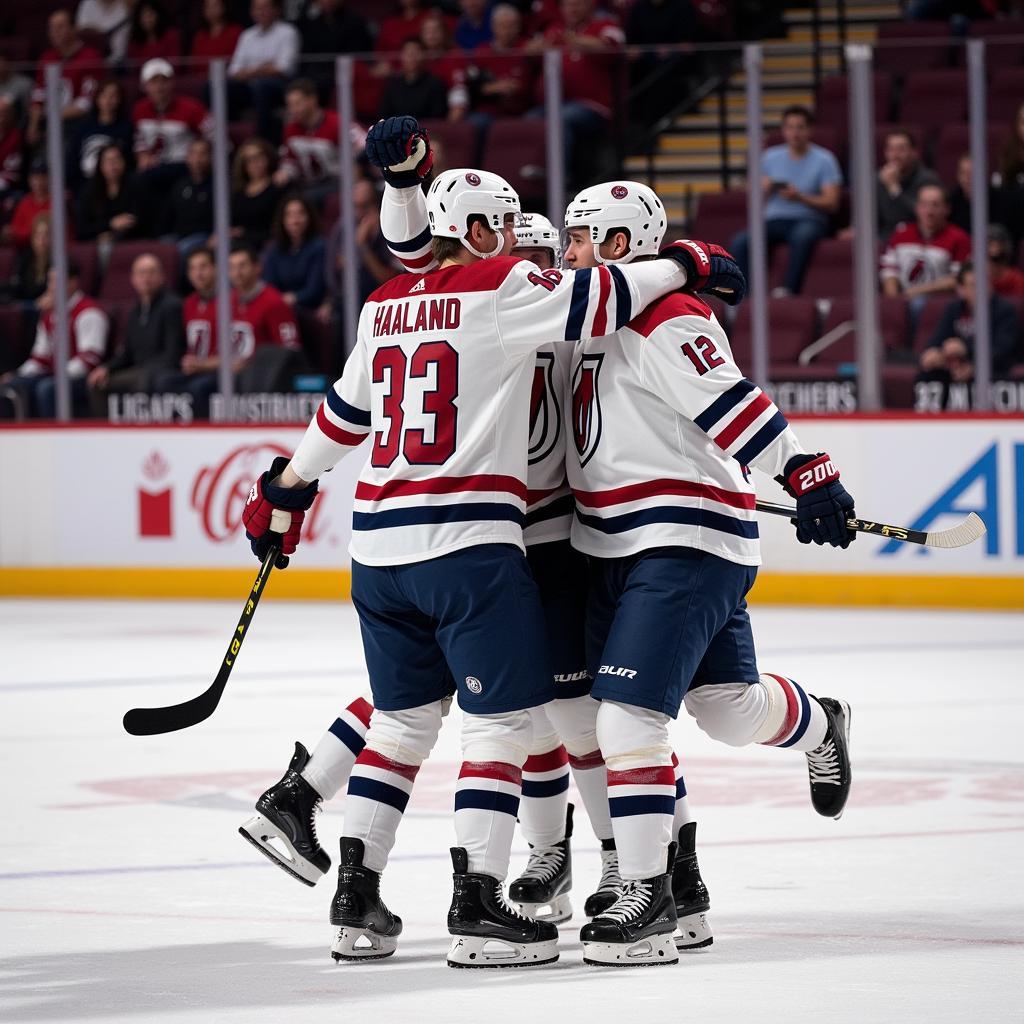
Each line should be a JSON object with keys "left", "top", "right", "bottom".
{"left": 660, "top": 239, "right": 747, "bottom": 305}
{"left": 365, "top": 116, "right": 433, "bottom": 188}
{"left": 241, "top": 456, "right": 319, "bottom": 569}
{"left": 777, "top": 453, "right": 856, "bottom": 549}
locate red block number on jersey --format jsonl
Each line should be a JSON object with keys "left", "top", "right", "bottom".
{"left": 681, "top": 335, "right": 725, "bottom": 376}
{"left": 371, "top": 341, "right": 459, "bottom": 467}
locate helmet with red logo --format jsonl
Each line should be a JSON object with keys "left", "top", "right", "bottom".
{"left": 425, "top": 168, "right": 521, "bottom": 259}
{"left": 512, "top": 212, "right": 562, "bottom": 267}
{"left": 564, "top": 180, "right": 667, "bottom": 265}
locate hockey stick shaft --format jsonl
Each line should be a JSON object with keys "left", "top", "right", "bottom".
{"left": 755, "top": 500, "right": 931, "bottom": 546}
{"left": 122, "top": 546, "right": 278, "bottom": 736}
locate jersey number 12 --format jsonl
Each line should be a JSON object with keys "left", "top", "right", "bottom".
{"left": 681, "top": 335, "right": 724, "bottom": 376}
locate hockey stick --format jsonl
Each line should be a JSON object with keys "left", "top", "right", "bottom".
{"left": 755, "top": 501, "right": 986, "bottom": 549}
{"left": 122, "top": 545, "right": 279, "bottom": 736}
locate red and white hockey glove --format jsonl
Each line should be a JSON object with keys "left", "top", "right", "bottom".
{"left": 777, "top": 453, "right": 856, "bottom": 549}
{"left": 242, "top": 456, "right": 319, "bottom": 569}
{"left": 365, "top": 116, "right": 433, "bottom": 188}
{"left": 659, "top": 239, "right": 747, "bottom": 305}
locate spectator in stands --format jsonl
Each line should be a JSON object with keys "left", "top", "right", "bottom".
{"left": 228, "top": 241, "right": 302, "bottom": 391}
{"left": 76, "top": 142, "right": 145, "bottom": 243}
{"left": 262, "top": 195, "right": 327, "bottom": 311}
{"left": 730, "top": 105, "right": 842, "bottom": 296}
{"left": 319, "top": 177, "right": 398, "bottom": 330}
{"left": 230, "top": 138, "right": 283, "bottom": 250}
{"left": 133, "top": 59, "right": 213, "bottom": 192}
{"left": 126, "top": 1, "right": 182, "bottom": 64}
{"left": 0, "top": 97, "right": 23, "bottom": 198}
{"left": 949, "top": 152, "right": 972, "bottom": 234}
{"left": 26, "top": 10, "right": 103, "bottom": 147}
{"left": 227, "top": 0, "right": 300, "bottom": 143}
{"left": 377, "top": 0, "right": 431, "bottom": 55}
{"left": 190, "top": 0, "right": 244, "bottom": 74}
{"left": 993, "top": 101, "right": 1024, "bottom": 246}
{"left": 881, "top": 183, "right": 971, "bottom": 317}
{"left": 75, "top": 0, "right": 131, "bottom": 64}
{"left": 3, "top": 161, "right": 55, "bottom": 249}
{"left": 527, "top": 0, "right": 625, "bottom": 177}
{"left": 625, "top": 0, "right": 695, "bottom": 45}
{"left": 455, "top": 0, "right": 493, "bottom": 51}
{"left": 67, "top": 79, "right": 133, "bottom": 185}
{"left": 917, "top": 261, "right": 1019, "bottom": 392}
{"left": 152, "top": 247, "right": 222, "bottom": 417}
{"left": 8, "top": 213, "right": 52, "bottom": 305}
{"left": 87, "top": 252, "right": 184, "bottom": 413}
{"left": 0, "top": 52, "right": 34, "bottom": 118}
{"left": 273, "top": 78, "right": 356, "bottom": 205}
{"left": 158, "top": 138, "right": 214, "bottom": 259}
{"left": 470, "top": 5, "right": 532, "bottom": 119}
{"left": 380, "top": 39, "right": 449, "bottom": 121}
{"left": 299, "top": 0, "right": 372, "bottom": 64}
{"left": 877, "top": 128, "right": 939, "bottom": 241}
{"left": 987, "top": 223, "right": 1024, "bottom": 297}
{"left": 421, "top": 14, "right": 470, "bottom": 120}
{"left": 1, "top": 262, "right": 108, "bottom": 418}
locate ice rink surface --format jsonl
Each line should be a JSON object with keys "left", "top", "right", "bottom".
{"left": 2, "top": 597, "right": 1023, "bottom": 1024}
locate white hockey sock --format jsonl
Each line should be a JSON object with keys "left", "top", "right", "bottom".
{"left": 568, "top": 749, "right": 614, "bottom": 843}
{"left": 343, "top": 749, "right": 419, "bottom": 873}
{"left": 301, "top": 693, "right": 373, "bottom": 800}
{"left": 756, "top": 674, "right": 829, "bottom": 752}
{"left": 518, "top": 742, "right": 570, "bottom": 849}
{"left": 671, "top": 752, "right": 693, "bottom": 833}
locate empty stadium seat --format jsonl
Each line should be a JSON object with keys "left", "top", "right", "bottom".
{"left": 933, "top": 123, "right": 1003, "bottom": 186}
{"left": 965, "top": 21, "right": 1024, "bottom": 70}
{"left": 990, "top": 69, "right": 1024, "bottom": 125}
{"left": 820, "top": 296, "right": 912, "bottom": 360}
{"left": 800, "top": 238, "right": 854, "bottom": 299}
{"left": 481, "top": 120, "right": 547, "bottom": 206}
{"left": 912, "top": 294, "right": 957, "bottom": 351}
{"left": 688, "top": 189, "right": 748, "bottom": 248}
{"left": 420, "top": 119, "right": 481, "bottom": 172}
{"left": 815, "top": 73, "right": 892, "bottom": 128}
{"left": 875, "top": 21, "right": 952, "bottom": 75}
{"left": 899, "top": 70, "right": 968, "bottom": 134}
{"left": 99, "top": 242, "right": 179, "bottom": 303}
{"left": 728, "top": 296, "right": 819, "bottom": 375}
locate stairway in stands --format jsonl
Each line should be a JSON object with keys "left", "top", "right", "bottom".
{"left": 625, "top": 1, "right": 903, "bottom": 224}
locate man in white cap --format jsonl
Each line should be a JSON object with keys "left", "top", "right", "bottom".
{"left": 133, "top": 57, "right": 213, "bottom": 194}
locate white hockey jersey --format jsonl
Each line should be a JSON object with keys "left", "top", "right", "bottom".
{"left": 379, "top": 182, "right": 573, "bottom": 546}
{"left": 566, "top": 291, "right": 804, "bottom": 566}
{"left": 290, "top": 254, "right": 687, "bottom": 566}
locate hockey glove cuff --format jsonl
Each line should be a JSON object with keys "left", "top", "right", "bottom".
{"left": 777, "top": 453, "right": 856, "bottom": 549}
{"left": 242, "top": 456, "right": 320, "bottom": 569}
{"left": 365, "top": 116, "right": 433, "bottom": 188}
{"left": 659, "top": 239, "right": 747, "bottom": 305}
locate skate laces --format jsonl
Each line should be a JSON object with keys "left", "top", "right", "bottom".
{"left": 600, "top": 880, "right": 652, "bottom": 923}
{"left": 520, "top": 846, "right": 565, "bottom": 884}
{"left": 595, "top": 848, "right": 622, "bottom": 894}
{"left": 806, "top": 739, "right": 841, "bottom": 785}
{"left": 493, "top": 880, "right": 532, "bottom": 921}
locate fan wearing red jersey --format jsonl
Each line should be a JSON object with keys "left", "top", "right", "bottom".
{"left": 239, "top": 159, "right": 735, "bottom": 968}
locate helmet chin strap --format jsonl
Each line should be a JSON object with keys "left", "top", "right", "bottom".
{"left": 461, "top": 226, "right": 504, "bottom": 260}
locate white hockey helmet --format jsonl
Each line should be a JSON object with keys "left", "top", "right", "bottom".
{"left": 564, "top": 180, "right": 667, "bottom": 265}
{"left": 513, "top": 212, "right": 562, "bottom": 267}
{"left": 426, "top": 168, "right": 521, "bottom": 260}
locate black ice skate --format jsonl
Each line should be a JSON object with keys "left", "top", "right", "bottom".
{"left": 580, "top": 843, "right": 678, "bottom": 967}
{"left": 805, "top": 697, "right": 852, "bottom": 819}
{"left": 447, "top": 847, "right": 559, "bottom": 968}
{"left": 508, "top": 804, "right": 574, "bottom": 924}
{"left": 238, "top": 741, "right": 330, "bottom": 886}
{"left": 330, "top": 837, "right": 402, "bottom": 961}
{"left": 584, "top": 837, "right": 622, "bottom": 918}
{"left": 672, "top": 823, "right": 712, "bottom": 951}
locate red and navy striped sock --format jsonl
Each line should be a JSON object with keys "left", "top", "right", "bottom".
{"left": 343, "top": 748, "right": 419, "bottom": 872}
{"left": 454, "top": 761, "right": 523, "bottom": 878}
{"left": 519, "top": 744, "right": 570, "bottom": 848}
{"left": 759, "top": 673, "right": 828, "bottom": 752}
{"left": 302, "top": 693, "right": 373, "bottom": 800}
{"left": 671, "top": 752, "right": 692, "bottom": 833}
{"left": 607, "top": 763, "right": 676, "bottom": 879}
{"left": 568, "top": 747, "right": 614, "bottom": 842}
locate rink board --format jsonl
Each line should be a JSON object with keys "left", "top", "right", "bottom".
{"left": 0, "top": 415, "right": 1022, "bottom": 607}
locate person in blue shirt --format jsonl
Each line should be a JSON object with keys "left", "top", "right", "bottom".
{"left": 261, "top": 194, "right": 327, "bottom": 311}
{"left": 730, "top": 105, "right": 843, "bottom": 295}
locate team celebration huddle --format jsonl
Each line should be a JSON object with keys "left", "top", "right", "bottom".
{"left": 237, "top": 114, "right": 855, "bottom": 970}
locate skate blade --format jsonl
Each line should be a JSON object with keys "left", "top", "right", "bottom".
{"left": 238, "top": 814, "right": 324, "bottom": 887}
{"left": 833, "top": 700, "right": 853, "bottom": 821}
{"left": 674, "top": 911, "right": 713, "bottom": 951}
{"left": 447, "top": 935, "right": 559, "bottom": 969}
{"left": 583, "top": 932, "right": 679, "bottom": 967}
{"left": 514, "top": 893, "right": 572, "bottom": 925}
{"left": 331, "top": 927, "right": 398, "bottom": 961}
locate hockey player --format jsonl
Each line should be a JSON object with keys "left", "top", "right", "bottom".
{"left": 239, "top": 161, "right": 736, "bottom": 968}
{"left": 559, "top": 181, "right": 855, "bottom": 968}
